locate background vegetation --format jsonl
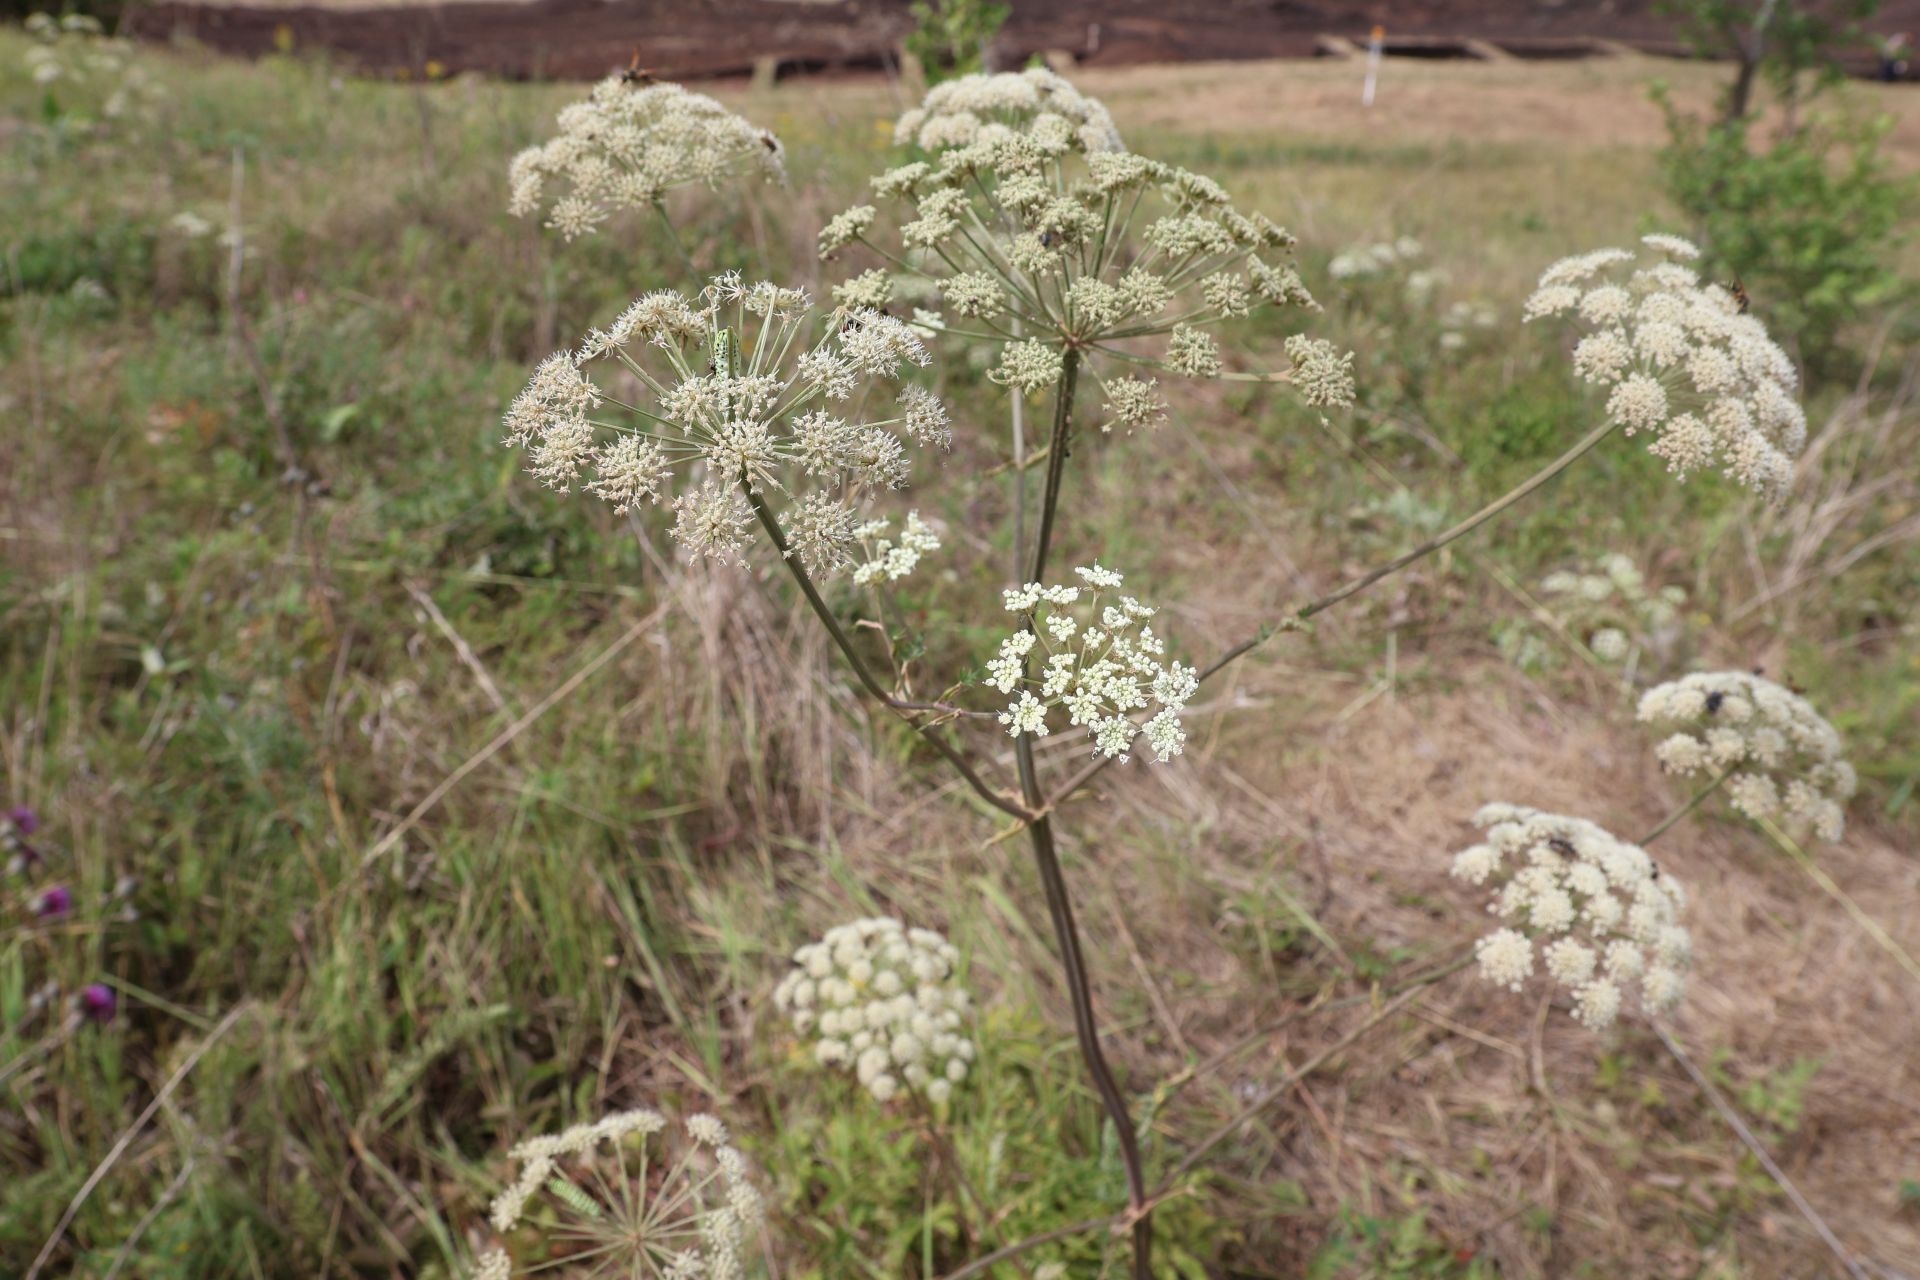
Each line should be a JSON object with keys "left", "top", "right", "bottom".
{"left": 3, "top": 30, "right": 1918, "bottom": 1278}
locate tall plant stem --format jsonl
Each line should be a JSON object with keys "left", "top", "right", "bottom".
{"left": 740, "top": 480, "right": 1029, "bottom": 821}
{"left": 1046, "top": 416, "right": 1626, "bottom": 810}
{"left": 1640, "top": 769, "right": 1733, "bottom": 847}
{"left": 1029, "top": 348, "right": 1081, "bottom": 582}
{"left": 935, "top": 951, "right": 1476, "bottom": 1280}
{"left": 1007, "top": 350, "right": 1152, "bottom": 1277}
{"left": 1016, "top": 741, "right": 1153, "bottom": 1280}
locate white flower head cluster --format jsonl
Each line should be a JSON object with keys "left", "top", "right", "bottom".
{"left": 850, "top": 511, "right": 941, "bottom": 586}
{"left": 1328, "top": 236, "right": 1423, "bottom": 282}
{"left": 1638, "top": 671, "right": 1855, "bottom": 842}
{"left": 483, "top": 1107, "right": 762, "bottom": 1280}
{"left": 502, "top": 273, "right": 947, "bottom": 569}
{"left": 1525, "top": 234, "right": 1805, "bottom": 499}
{"left": 988, "top": 564, "right": 1196, "bottom": 762}
{"left": 1453, "top": 804, "right": 1693, "bottom": 1031}
{"left": 1539, "top": 552, "right": 1686, "bottom": 666}
{"left": 508, "top": 75, "right": 784, "bottom": 240}
{"left": 1439, "top": 299, "right": 1500, "bottom": 349}
{"left": 773, "top": 917, "right": 976, "bottom": 1105}
{"left": 23, "top": 13, "right": 160, "bottom": 120}
{"left": 893, "top": 67, "right": 1124, "bottom": 155}
{"left": 827, "top": 77, "right": 1327, "bottom": 425}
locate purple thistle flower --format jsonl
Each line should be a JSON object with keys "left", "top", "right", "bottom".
{"left": 7, "top": 806, "right": 39, "bottom": 835}
{"left": 80, "top": 984, "right": 117, "bottom": 1023}
{"left": 35, "top": 884, "right": 73, "bottom": 919}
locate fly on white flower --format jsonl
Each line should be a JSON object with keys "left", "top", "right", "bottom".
{"left": 1526, "top": 235, "right": 1804, "bottom": 499}
{"left": 1451, "top": 805, "right": 1692, "bottom": 1030}
{"left": 1638, "top": 671, "right": 1854, "bottom": 843}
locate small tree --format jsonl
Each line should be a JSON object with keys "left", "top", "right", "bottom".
{"left": 1655, "top": 0, "right": 1911, "bottom": 372}
{"left": 904, "top": 0, "right": 1012, "bottom": 84}
{"left": 1659, "top": 0, "right": 1878, "bottom": 123}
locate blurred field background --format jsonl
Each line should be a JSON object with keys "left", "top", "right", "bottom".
{"left": 3, "top": 29, "right": 1919, "bottom": 1280}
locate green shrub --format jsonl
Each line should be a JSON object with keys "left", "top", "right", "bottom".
{"left": 1656, "top": 100, "right": 1912, "bottom": 373}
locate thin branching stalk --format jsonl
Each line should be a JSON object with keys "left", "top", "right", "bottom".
{"left": 1044, "top": 416, "right": 1628, "bottom": 810}
{"left": 1654, "top": 1024, "right": 1870, "bottom": 1280}
{"left": 1640, "top": 768, "right": 1734, "bottom": 847}
{"left": 739, "top": 477, "right": 1032, "bottom": 821}
{"left": 1759, "top": 816, "right": 1920, "bottom": 985}
{"left": 1013, "top": 353, "right": 1154, "bottom": 1278}
{"left": 1014, "top": 759, "right": 1153, "bottom": 1280}
{"left": 1164, "top": 960, "right": 1466, "bottom": 1186}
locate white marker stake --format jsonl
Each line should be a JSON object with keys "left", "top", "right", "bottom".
{"left": 1362, "top": 25, "right": 1384, "bottom": 107}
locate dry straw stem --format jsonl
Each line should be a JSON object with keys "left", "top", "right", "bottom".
{"left": 1760, "top": 816, "right": 1920, "bottom": 986}
{"left": 223, "top": 147, "right": 302, "bottom": 481}
{"left": 1730, "top": 329, "right": 1920, "bottom": 629}
{"left": 1655, "top": 1024, "right": 1870, "bottom": 1280}
{"left": 1045, "top": 414, "right": 1625, "bottom": 810}
{"left": 26, "top": 1004, "right": 251, "bottom": 1280}
{"left": 359, "top": 604, "right": 669, "bottom": 867}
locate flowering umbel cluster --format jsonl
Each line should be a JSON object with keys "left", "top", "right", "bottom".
{"left": 1540, "top": 552, "right": 1686, "bottom": 666}
{"left": 989, "top": 565, "right": 1196, "bottom": 762}
{"left": 508, "top": 76, "right": 785, "bottom": 240}
{"left": 1638, "top": 671, "right": 1855, "bottom": 843}
{"left": 482, "top": 1108, "right": 762, "bottom": 1280}
{"left": 850, "top": 511, "right": 941, "bottom": 586}
{"left": 1328, "top": 236, "right": 1424, "bottom": 282}
{"left": 1525, "top": 234, "right": 1805, "bottom": 498}
{"left": 1452, "top": 804, "right": 1693, "bottom": 1031}
{"left": 773, "top": 917, "right": 976, "bottom": 1104}
{"left": 501, "top": 273, "right": 947, "bottom": 568}
{"left": 892, "top": 67, "right": 1124, "bottom": 154}
{"left": 23, "top": 13, "right": 161, "bottom": 121}
{"left": 822, "top": 83, "right": 1330, "bottom": 431}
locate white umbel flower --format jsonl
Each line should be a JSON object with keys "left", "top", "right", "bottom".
{"left": 1637, "top": 671, "right": 1854, "bottom": 843}
{"left": 509, "top": 76, "right": 784, "bottom": 238}
{"left": 893, "top": 67, "right": 1124, "bottom": 155}
{"left": 774, "top": 917, "right": 976, "bottom": 1103}
{"left": 829, "top": 81, "right": 1330, "bottom": 417}
{"left": 987, "top": 564, "right": 1195, "bottom": 762}
{"left": 1526, "top": 235, "right": 1803, "bottom": 499}
{"left": 850, "top": 511, "right": 942, "bottom": 586}
{"left": 502, "top": 276, "right": 949, "bottom": 572}
{"left": 1451, "top": 805, "right": 1693, "bottom": 1030}
{"left": 1535, "top": 551, "right": 1685, "bottom": 668}
{"left": 487, "top": 1107, "right": 761, "bottom": 1278}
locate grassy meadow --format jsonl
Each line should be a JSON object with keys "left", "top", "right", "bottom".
{"left": 3, "top": 30, "right": 1919, "bottom": 1279}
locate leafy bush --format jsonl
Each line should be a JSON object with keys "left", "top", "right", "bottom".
{"left": 1656, "top": 99, "right": 1912, "bottom": 372}
{"left": 904, "top": 0, "right": 1011, "bottom": 84}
